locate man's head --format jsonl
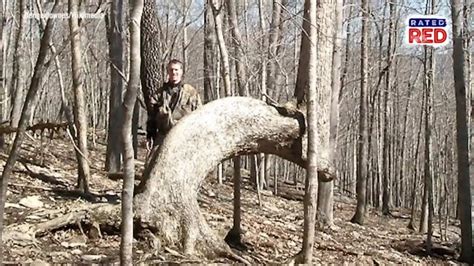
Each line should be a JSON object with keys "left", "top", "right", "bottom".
{"left": 167, "top": 59, "right": 184, "bottom": 85}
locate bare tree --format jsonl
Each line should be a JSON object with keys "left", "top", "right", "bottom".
{"left": 224, "top": 0, "right": 248, "bottom": 248}
{"left": 317, "top": 0, "right": 343, "bottom": 228}
{"left": 105, "top": 0, "right": 125, "bottom": 173}
{"left": 227, "top": 0, "right": 248, "bottom": 97}
{"left": 210, "top": 0, "right": 231, "bottom": 97}
{"left": 351, "top": 0, "right": 369, "bottom": 225}
{"left": 300, "top": 0, "right": 319, "bottom": 262}
{"left": 141, "top": 0, "right": 162, "bottom": 112}
{"left": 120, "top": 0, "right": 143, "bottom": 263}
{"left": 69, "top": 0, "right": 91, "bottom": 193}
{"left": 0, "top": 1, "right": 60, "bottom": 260}
{"left": 9, "top": 0, "right": 26, "bottom": 128}
{"left": 203, "top": 0, "right": 216, "bottom": 103}
{"left": 451, "top": 0, "right": 473, "bottom": 262}
{"left": 381, "top": 0, "right": 396, "bottom": 216}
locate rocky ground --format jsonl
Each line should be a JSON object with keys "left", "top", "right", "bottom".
{"left": 0, "top": 134, "right": 465, "bottom": 264}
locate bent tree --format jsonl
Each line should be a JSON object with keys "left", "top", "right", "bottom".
{"left": 133, "top": 97, "right": 307, "bottom": 256}
{"left": 135, "top": 0, "right": 335, "bottom": 258}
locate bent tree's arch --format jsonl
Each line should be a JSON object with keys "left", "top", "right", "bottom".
{"left": 133, "top": 97, "right": 308, "bottom": 257}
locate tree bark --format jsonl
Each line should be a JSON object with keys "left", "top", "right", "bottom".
{"left": 141, "top": 0, "right": 163, "bottom": 112}
{"left": 266, "top": 0, "right": 282, "bottom": 98}
{"left": 419, "top": 33, "right": 435, "bottom": 237}
{"left": 227, "top": 0, "right": 248, "bottom": 97}
{"left": 10, "top": 0, "right": 26, "bottom": 128}
{"left": 225, "top": 0, "right": 248, "bottom": 248}
{"left": 0, "top": 0, "right": 6, "bottom": 149}
{"left": 299, "top": 0, "right": 322, "bottom": 263}
{"left": 203, "top": 0, "right": 216, "bottom": 103}
{"left": 120, "top": 0, "right": 143, "bottom": 264}
{"left": 182, "top": 0, "right": 188, "bottom": 67}
{"left": 351, "top": 0, "right": 369, "bottom": 225}
{"left": 294, "top": 0, "right": 310, "bottom": 105}
{"left": 422, "top": 44, "right": 434, "bottom": 251}
{"left": 211, "top": 0, "right": 232, "bottom": 97}
{"left": 317, "top": 0, "right": 342, "bottom": 229}
{"left": 69, "top": 0, "right": 90, "bottom": 193}
{"left": 105, "top": 0, "right": 125, "bottom": 173}
{"left": 382, "top": 0, "right": 396, "bottom": 216}
{"left": 134, "top": 97, "right": 306, "bottom": 257}
{"left": 0, "top": 1, "right": 60, "bottom": 260}
{"left": 451, "top": 0, "right": 473, "bottom": 262}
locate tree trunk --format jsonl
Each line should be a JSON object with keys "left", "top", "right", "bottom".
{"left": 0, "top": 1, "right": 60, "bottom": 260}
{"left": 211, "top": 0, "right": 232, "bottom": 97}
{"left": 419, "top": 31, "right": 435, "bottom": 235}
{"left": 266, "top": 0, "right": 282, "bottom": 98}
{"left": 134, "top": 97, "right": 307, "bottom": 257}
{"left": 294, "top": 0, "right": 310, "bottom": 105}
{"left": 225, "top": 0, "right": 248, "bottom": 248}
{"left": 10, "top": 0, "right": 26, "bottom": 128}
{"left": 69, "top": 0, "right": 90, "bottom": 193}
{"left": 451, "top": 0, "right": 473, "bottom": 262}
{"left": 423, "top": 44, "right": 434, "bottom": 252}
{"left": 203, "top": 0, "right": 216, "bottom": 103}
{"left": 299, "top": 0, "right": 319, "bottom": 263}
{"left": 141, "top": 0, "right": 163, "bottom": 112}
{"left": 227, "top": 0, "right": 248, "bottom": 97}
{"left": 105, "top": 0, "right": 125, "bottom": 173}
{"left": 407, "top": 82, "right": 424, "bottom": 230}
{"left": 351, "top": 0, "right": 369, "bottom": 225}
{"left": 254, "top": 0, "right": 268, "bottom": 190}
{"left": 0, "top": 1, "right": 6, "bottom": 149}
{"left": 182, "top": 0, "right": 188, "bottom": 67}
{"left": 120, "top": 0, "right": 143, "bottom": 263}
{"left": 316, "top": 0, "right": 338, "bottom": 229}
{"left": 382, "top": 0, "right": 396, "bottom": 216}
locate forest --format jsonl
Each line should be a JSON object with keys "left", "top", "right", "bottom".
{"left": 0, "top": 0, "right": 472, "bottom": 264}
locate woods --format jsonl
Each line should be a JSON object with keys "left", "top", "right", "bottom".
{"left": 0, "top": 0, "right": 472, "bottom": 264}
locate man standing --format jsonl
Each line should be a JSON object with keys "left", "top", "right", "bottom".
{"left": 146, "top": 59, "right": 202, "bottom": 150}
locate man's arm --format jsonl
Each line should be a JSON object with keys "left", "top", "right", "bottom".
{"left": 192, "top": 93, "right": 202, "bottom": 111}
{"left": 183, "top": 84, "right": 202, "bottom": 111}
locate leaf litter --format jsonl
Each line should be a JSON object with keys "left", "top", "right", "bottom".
{"left": 0, "top": 135, "right": 462, "bottom": 264}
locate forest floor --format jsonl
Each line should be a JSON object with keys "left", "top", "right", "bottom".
{"left": 0, "top": 133, "right": 466, "bottom": 265}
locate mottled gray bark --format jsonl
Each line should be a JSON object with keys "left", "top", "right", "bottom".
{"left": 300, "top": 0, "right": 318, "bottom": 262}
{"left": 134, "top": 97, "right": 306, "bottom": 257}
{"left": 120, "top": 0, "right": 143, "bottom": 263}
{"left": 69, "top": 0, "right": 90, "bottom": 193}
{"left": 317, "top": 0, "right": 342, "bottom": 229}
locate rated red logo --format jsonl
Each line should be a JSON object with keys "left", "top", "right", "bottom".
{"left": 407, "top": 16, "right": 448, "bottom": 46}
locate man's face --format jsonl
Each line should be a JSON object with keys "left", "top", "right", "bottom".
{"left": 167, "top": 63, "right": 183, "bottom": 85}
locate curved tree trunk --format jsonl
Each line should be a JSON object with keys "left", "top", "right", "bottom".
{"left": 133, "top": 97, "right": 306, "bottom": 257}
